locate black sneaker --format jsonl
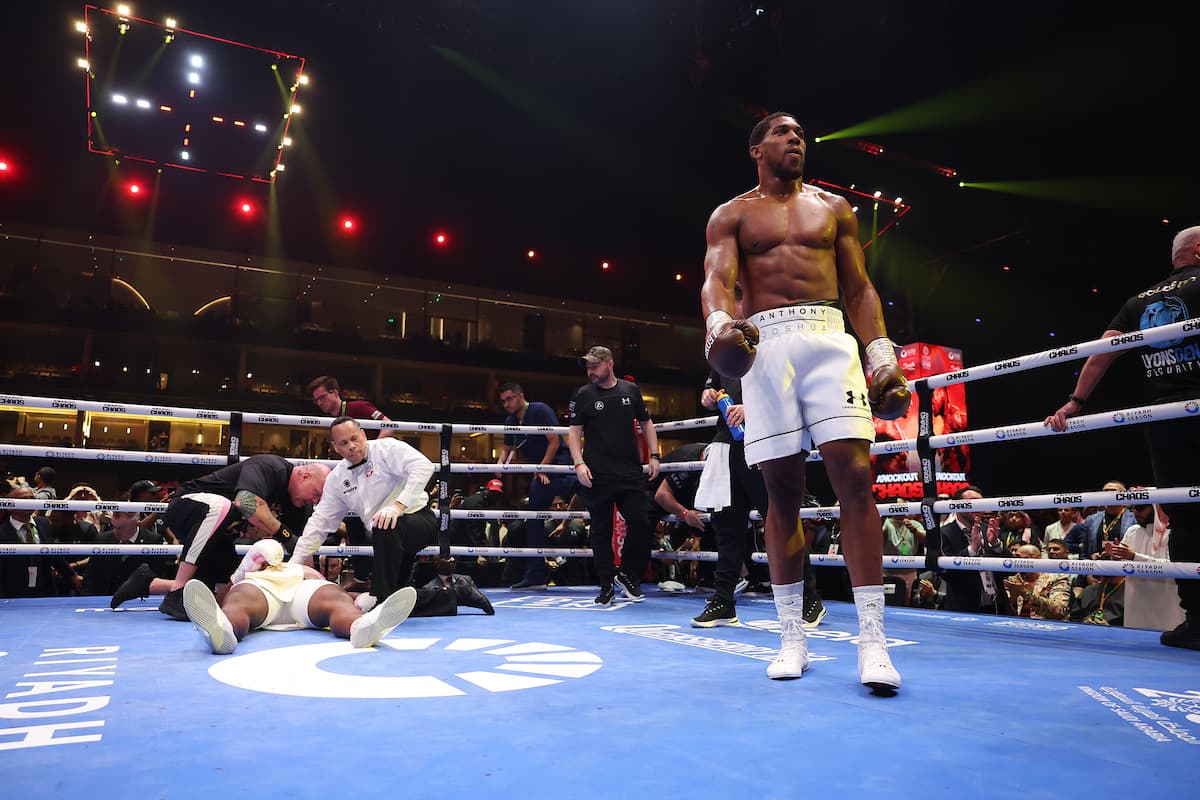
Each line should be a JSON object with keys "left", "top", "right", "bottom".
{"left": 803, "top": 593, "right": 827, "bottom": 629}
{"left": 691, "top": 597, "right": 738, "bottom": 628}
{"left": 1160, "top": 618, "right": 1200, "bottom": 650}
{"left": 614, "top": 571, "right": 644, "bottom": 602}
{"left": 111, "top": 563, "right": 155, "bottom": 609}
{"left": 594, "top": 584, "right": 616, "bottom": 606}
{"left": 158, "top": 587, "right": 190, "bottom": 621}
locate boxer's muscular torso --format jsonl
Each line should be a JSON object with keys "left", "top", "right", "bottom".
{"left": 701, "top": 183, "right": 886, "bottom": 343}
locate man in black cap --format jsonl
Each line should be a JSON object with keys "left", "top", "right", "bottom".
{"left": 568, "top": 345, "right": 660, "bottom": 605}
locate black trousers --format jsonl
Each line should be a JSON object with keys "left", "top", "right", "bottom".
{"left": 584, "top": 477, "right": 651, "bottom": 586}
{"left": 711, "top": 445, "right": 770, "bottom": 602}
{"left": 1147, "top": 417, "right": 1200, "bottom": 618}
{"left": 710, "top": 444, "right": 817, "bottom": 602}
{"left": 370, "top": 507, "right": 438, "bottom": 601}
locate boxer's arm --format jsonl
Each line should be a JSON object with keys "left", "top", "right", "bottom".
{"left": 700, "top": 203, "right": 740, "bottom": 320}
{"left": 832, "top": 196, "right": 887, "bottom": 344}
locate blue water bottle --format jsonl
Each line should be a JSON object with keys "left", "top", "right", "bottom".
{"left": 716, "top": 390, "right": 745, "bottom": 441}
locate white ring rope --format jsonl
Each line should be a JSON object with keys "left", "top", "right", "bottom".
{"left": 920, "top": 317, "right": 1200, "bottom": 388}
{"left": 2, "top": 542, "right": 1195, "bottom": 580}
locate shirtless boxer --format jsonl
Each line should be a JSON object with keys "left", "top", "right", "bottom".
{"left": 700, "top": 111, "right": 910, "bottom": 691}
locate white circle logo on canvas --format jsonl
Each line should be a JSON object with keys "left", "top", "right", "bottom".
{"left": 207, "top": 637, "right": 602, "bottom": 698}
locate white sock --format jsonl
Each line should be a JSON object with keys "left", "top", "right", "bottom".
{"left": 853, "top": 585, "right": 886, "bottom": 645}
{"left": 773, "top": 580, "right": 805, "bottom": 639}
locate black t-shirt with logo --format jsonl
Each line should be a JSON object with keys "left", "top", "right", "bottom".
{"left": 569, "top": 378, "right": 651, "bottom": 482}
{"left": 179, "top": 454, "right": 309, "bottom": 530}
{"left": 1108, "top": 265, "right": 1200, "bottom": 401}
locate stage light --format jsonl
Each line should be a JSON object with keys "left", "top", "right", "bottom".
{"left": 434, "top": 232, "right": 448, "bottom": 246}
{"left": 238, "top": 201, "right": 253, "bottom": 215}
{"left": 190, "top": 55, "right": 203, "bottom": 68}
{"left": 270, "top": 64, "right": 278, "bottom": 71}
{"left": 341, "top": 216, "right": 355, "bottom": 231}
{"left": 601, "top": 261, "right": 611, "bottom": 271}
{"left": 527, "top": 249, "right": 536, "bottom": 259}
{"left": 160, "top": 105, "right": 171, "bottom": 112}
{"left": 298, "top": 74, "right": 309, "bottom": 86}
{"left": 233, "top": 120, "right": 245, "bottom": 127}
{"left": 180, "top": 150, "right": 189, "bottom": 160}
{"left": 112, "top": 93, "right": 127, "bottom": 104}
{"left": 674, "top": 273, "right": 683, "bottom": 281}
{"left": 290, "top": 104, "right": 301, "bottom": 114}
{"left": 873, "top": 190, "right": 882, "bottom": 198}
{"left": 0, "top": 161, "right": 8, "bottom": 173}
{"left": 894, "top": 196, "right": 903, "bottom": 205}
{"left": 254, "top": 123, "right": 267, "bottom": 132}
{"left": 282, "top": 136, "right": 292, "bottom": 147}
{"left": 275, "top": 163, "right": 285, "bottom": 172}
{"left": 136, "top": 99, "right": 150, "bottom": 109}
{"left": 77, "top": 57, "right": 89, "bottom": 69}
{"left": 128, "top": 182, "right": 141, "bottom": 195}
{"left": 164, "top": 33, "right": 173, "bottom": 43}
{"left": 118, "top": 23, "right": 129, "bottom": 35}
{"left": 117, "top": 4, "right": 131, "bottom": 16}
{"left": 165, "top": 17, "right": 177, "bottom": 28}
{"left": 211, "top": 116, "right": 223, "bottom": 123}
{"left": 188, "top": 72, "right": 200, "bottom": 85}
{"left": 75, "top": 21, "right": 88, "bottom": 33}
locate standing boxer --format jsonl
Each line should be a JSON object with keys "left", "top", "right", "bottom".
{"left": 700, "top": 112, "right": 909, "bottom": 690}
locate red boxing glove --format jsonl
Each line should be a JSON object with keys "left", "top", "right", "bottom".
{"left": 705, "top": 317, "right": 760, "bottom": 378}
{"left": 869, "top": 364, "right": 912, "bottom": 420}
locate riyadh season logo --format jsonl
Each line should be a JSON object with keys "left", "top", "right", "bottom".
{"left": 207, "top": 637, "right": 603, "bottom": 699}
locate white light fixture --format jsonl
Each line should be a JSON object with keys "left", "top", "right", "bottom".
{"left": 75, "top": 21, "right": 88, "bottom": 33}
{"left": 190, "top": 55, "right": 203, "bottom": 68}
{"left": 290, "top": 103, "right": 301, "bottom": 114}
{"left": 112, "top": 93, "right": 127, "bottom": 104}
{"left": 77, "top": 58, "right": 90, "bottom": 69}
{"left": 180, "top": 150, "right": 189, "bottom": 160}
{"left": 165, "top": 17, "right": 177, "bottom": 28}
{"left": 275, "top": 163, "right": 285, "bottom": 172}
{"left": 282, "top": 136, "right": 292, "bottom": 146}
{"left": 136, "top": 98, "right": 151, "bottom": 109}
{"left": 298, "top": 74, "right": 309, "bottom": 86}
{"left": 187, "top": 72, "right": 200, "bottom": 84}
{"left": 254, "top": 123, "right": 267, "bottom": 132}
{"left": 117, "top": 4, "right": 131, "bottom": 17}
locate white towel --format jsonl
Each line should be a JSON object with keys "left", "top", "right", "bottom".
{"left": 694, "top": 442, "right": 731, "bottom": 512}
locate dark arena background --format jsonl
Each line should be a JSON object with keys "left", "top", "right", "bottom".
{"left": 1, "top": 3, "right": 1199, "bottom": 798}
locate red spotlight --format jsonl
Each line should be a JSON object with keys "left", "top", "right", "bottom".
{"left": 340, "top": 216, "right": 356, "bottom": 232}
{"left": 236, "top": 199, "right": 255, "bottom": 217}
{"left": 433, "top": 231, "right": 448, "bottom": 246}
{"left": 0, "top": 160, "right": 8, "bottom": 173}
{"left": 128, "top": 182, "right": 141, "bottom": 195}
{"left": 526, "top": 249, "right": 536, "bottom": 259}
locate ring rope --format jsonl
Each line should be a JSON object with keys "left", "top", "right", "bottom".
{"left": 919, "top": 317, "right": 1200, "bottom": 389}
{"left": 5, "top": 487, "right": 1196, "bottom": 518}
{"left": 2, "top": 542, "right": 1195, "bottom": 580}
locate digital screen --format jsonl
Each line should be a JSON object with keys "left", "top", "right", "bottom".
{"left": 83, "top": 5, "right": 305, "bottom": 181}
